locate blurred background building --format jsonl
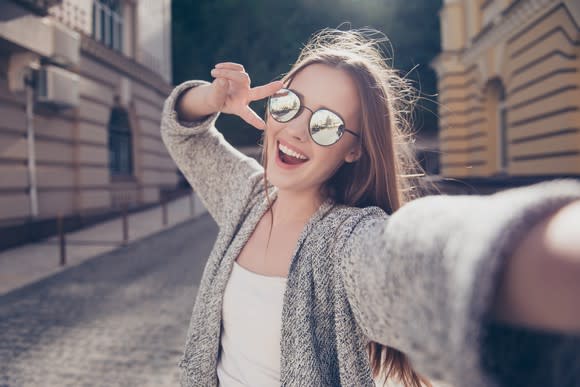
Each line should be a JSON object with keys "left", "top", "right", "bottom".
{"left": 432, "top": 0, "right": 580, "bottom": 180}
{"left": 0, "top": 0, "right": 173, "bottom": 249}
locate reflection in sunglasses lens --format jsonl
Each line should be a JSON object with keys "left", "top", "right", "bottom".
{"left": 269, "top": 90, "right": 345, "bottom": 146}
{"left": 311, "top": 110, "right": 343, "bottom": 146}
{"left": 270, "top": 91, "right": 299, "bottom": 122}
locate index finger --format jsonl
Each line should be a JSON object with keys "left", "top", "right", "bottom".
{"left": 249, "top": 81, "right": 284, "bottom": 101}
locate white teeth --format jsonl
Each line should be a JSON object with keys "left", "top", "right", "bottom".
{"left": 278, "top": 142, "right": 308, "bottom": 160}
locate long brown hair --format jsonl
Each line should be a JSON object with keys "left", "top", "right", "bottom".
{"left": 261, "top": 28, "right": 433, "bottom": 387}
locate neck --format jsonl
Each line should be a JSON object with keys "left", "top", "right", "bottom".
{"left": 271, "top": 188, "right": 324, "bottom": 226}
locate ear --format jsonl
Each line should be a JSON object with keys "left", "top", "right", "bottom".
{"left": 344, "top": 146, "right": 361, "bottom": 163}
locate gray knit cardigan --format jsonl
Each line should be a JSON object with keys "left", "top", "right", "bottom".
{"left": 161, "top": 80, "right": 580, "bottom": 387}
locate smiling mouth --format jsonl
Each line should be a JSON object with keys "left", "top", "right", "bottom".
{"left": 277, "top": 141, "right": 309, "bottom": 165}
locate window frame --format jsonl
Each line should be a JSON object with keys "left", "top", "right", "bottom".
{"left": 92, "top": 0, "right": 123, "bottom": 52}
{"left": 108, "top": 106, "right": 134, "bottom": 178}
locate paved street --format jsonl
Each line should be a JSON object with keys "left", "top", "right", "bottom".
{"left": 0, "top": 214, "right": 217, "bottom": 387}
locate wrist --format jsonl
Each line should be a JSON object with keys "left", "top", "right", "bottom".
{"left": 176, "top": 84, "right": 217, "bottom": 121}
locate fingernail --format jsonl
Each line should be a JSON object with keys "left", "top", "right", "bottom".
{"left": 217, "top": 78, "right": 227, "bottom": 87}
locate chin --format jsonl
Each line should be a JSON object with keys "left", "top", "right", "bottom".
{"left": 266, "top": 169, "right": 294, "bottom": 191}
{"left": 266, "top": 165, "right": 321, "bottom": 196}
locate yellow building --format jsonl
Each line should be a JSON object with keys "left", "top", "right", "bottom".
{"left": 432, "top": 0, "right": 580, "bottom": 178}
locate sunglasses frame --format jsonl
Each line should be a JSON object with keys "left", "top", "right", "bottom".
{"left": 267, "top": 88, "right": 360, "bottom": 147}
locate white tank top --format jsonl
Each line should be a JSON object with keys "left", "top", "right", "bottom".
{"left": 217, "top": 261, "right": 287, "bottom": 386}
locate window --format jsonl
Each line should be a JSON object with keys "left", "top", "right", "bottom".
{"left": 484, "top": 79, "right": 508, "bottom": 174}
{"left": 498, "top": 96, "right": 508, "bottom": 172}
{"left": 108, "top": 107, "right": 133, "bottom": 176}
{"left": 92, "top": 0, "right": 123, "bottom": 52}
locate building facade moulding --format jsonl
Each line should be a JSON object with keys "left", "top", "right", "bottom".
{"left": 563, "top": 0, "right": 580, "bottom": 26}
{"left": 476, "top": 42, "right": 508, "bottom": 89}
{"left": 463, "top": 0, "right": 559, "bottom": 65}
{"left": 118, "top": 77, "right": 132, "bottom": 108}
{"left": 431, "top": 51, "right": 466, "bottom": 79}
{"left": 80, "top": 35, "right": 172, "bottom": 97}
{"left": 0, "top": 14, "right": 54, "bottom": 58}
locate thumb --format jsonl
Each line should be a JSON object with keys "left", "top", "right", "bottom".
{"left": 214, "top": 77, "right": 228, "bottom": 89}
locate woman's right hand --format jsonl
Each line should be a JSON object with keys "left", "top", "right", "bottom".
{"left": 208, "top": 63, "right": 283, "bottom": 130}
{"left": 177, "top": 62, "right": 283, "bottom": 130}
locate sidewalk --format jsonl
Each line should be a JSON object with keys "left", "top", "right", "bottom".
{"left": 0, "top": 192, "right": 207, "bottom": 296}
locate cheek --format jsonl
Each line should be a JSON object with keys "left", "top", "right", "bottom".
{"left": 265, "top": 121, "right": 283, "bottom": 143}
{"left": 320, "top": 143, "right": 351, "bottom": 164}
{"left": 263, "top": 125, "right": 276, "bottom": 152}
{"left": 312, "top": 148, "right": 347, "bottom": 178}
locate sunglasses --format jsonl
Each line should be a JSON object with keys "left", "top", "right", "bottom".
{"left": 267, "top": 88, "right": 360, "bottom": 146}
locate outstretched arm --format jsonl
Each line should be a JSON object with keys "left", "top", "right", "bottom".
{"left": 341, "top": 179, "right": 580, "bottom": 386}
{"left": 490, "top": 199, "right": 580, "bottom": 333}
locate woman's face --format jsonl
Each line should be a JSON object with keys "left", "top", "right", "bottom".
{"left": 265, "top": 63, "right": 362, "bottom": 198}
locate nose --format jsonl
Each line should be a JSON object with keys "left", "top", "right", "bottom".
{"left": 284, "top": 110, "right": 310, "bottom": 143}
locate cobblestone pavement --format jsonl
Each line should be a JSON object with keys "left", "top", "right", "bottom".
{"left": 0, "top": 214, "right": 217, "bottom": 387}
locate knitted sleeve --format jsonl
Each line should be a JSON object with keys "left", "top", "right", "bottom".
{"left": 341, "top": 179, "right": 580, "bottom": 387}
{"left": 161, "top": 80, "right": 264, "bottom": 228}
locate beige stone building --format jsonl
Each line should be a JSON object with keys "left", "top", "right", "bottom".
{"left": 432, "top": 0, "right": 580, "bottom": 178}
{"left": 0, "top": 0, "right": 174, "bottom": 236}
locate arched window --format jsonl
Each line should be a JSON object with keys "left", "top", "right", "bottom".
{"left": 108, "top": 107, "right": 133, "bottom": 176}
{"left": 484, "top": 78, "right": 508, "bottom": 174}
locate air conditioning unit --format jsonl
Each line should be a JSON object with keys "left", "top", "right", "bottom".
{"left": 49, "top": 20, "right": 80, "bottom": 66}
{"left": 36, "top": 65, "right": 79, "bottom": 109}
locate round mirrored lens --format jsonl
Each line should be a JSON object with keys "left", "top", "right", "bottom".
{"left": 310, "top": 109, "right": 344, "bottom": 146}
{"left": 269, "top": 89, "right": 300, "bottom": 123}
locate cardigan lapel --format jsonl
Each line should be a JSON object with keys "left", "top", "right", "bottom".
{"left": 199, "top": 188, "right": 279, "bottom": 382}
{"left": 191, "top": 188, "right": 335, "bottom": 385}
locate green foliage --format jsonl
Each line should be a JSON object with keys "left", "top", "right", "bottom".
{"left": 172, "top": 0, "right": 442, "bottom": 146}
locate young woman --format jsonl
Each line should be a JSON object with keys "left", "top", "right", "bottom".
{"left": 161, "top": 29, "right": 580, "bottom": 387}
